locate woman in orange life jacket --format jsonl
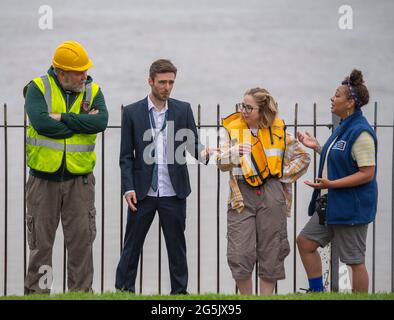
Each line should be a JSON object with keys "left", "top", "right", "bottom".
{"left": 216, "top": 87, "right": 310, "bottom": 295}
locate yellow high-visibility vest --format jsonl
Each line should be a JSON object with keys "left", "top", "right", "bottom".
{"left": 26, "top": 74, "right": 99, "bottom": 174}
{"left": 222, "top": 112, "right": 286, "bottom": 187}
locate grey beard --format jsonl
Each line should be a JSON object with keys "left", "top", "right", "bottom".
{"left": 64, "top": 83, "right": 85, "bottom": 93}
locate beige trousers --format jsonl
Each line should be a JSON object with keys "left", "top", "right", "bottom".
{"left": 227, "top": 178, "right": 290, "bottom": 281}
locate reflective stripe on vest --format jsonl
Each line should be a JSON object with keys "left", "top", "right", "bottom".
{"left": 85, "top": 81, "right": 92, "bottom": 105}
{"left": 222, "top": 112, "right": 285, "bottom": 187}
{"left": 26, "top": 74, "right": 99, "bottom": 174}
{"left": 264, "top": 148, "right": 284, "bottom": 158}
{"left": 41, "top": 75, "right": 52, "bottom": 112}
{"left": 26, "top": 137, "right": 95, "bottom": 152}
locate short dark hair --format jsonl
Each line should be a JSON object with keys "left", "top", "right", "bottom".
{"left": 149, "top": 59, "right": 177, "bottom": 79}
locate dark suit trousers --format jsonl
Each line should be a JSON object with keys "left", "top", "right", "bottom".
{"left": 115, "top": 196, "right": 187, "bottom": 294}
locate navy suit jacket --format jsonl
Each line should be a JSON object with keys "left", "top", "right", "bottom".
{"left": 120, "top": 97, "right": 206, "bottom": 200}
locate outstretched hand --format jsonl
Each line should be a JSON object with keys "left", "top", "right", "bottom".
{"left": 200, "top": 147, "right": 220, "bottom": 160}
{"left": 304, "top": 178, "right": 332, "bottom": 189}
{"left": 297, "top": 131, "right": 321, "bottom": 153}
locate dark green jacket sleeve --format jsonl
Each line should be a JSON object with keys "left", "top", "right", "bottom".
{"left": 25, "top": 82, "right": 74, "bottom": 139}
{"left": 60, "top": 89, "right": 109, "bottom": 134}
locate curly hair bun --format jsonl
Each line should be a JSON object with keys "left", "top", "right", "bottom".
{"left": 342, "top": 69, "right": 370, "bottom": 108}
{"left": 349, "top": 69, "right": 364, "bottom": 86}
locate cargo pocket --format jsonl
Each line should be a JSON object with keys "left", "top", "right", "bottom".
{"left": 89, "top": 174, "right": 96, "bottom": 186}
{"left": 88, "top": 209, "right": 97, "bottom": 244}
{"left": 26, "top": 215, "right": 36, "bottom": 250}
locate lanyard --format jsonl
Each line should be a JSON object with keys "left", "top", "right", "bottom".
{"left": 149, "top": 108, "right": 168, "bottom": 133}
{"left": 149, "top": 108, "right": 168, "bottom": 160}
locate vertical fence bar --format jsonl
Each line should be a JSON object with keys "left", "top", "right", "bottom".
{"left": 293, "top": 103, "right": 298, "bottom": 293}
{"left": 234, "top": 103, "right": 238, "bottom": 295}
{"left": 158, "top": 221, "right": 162, "bottom": 294}
{"left": 101, "top": 131, "right": 105, "bottom": 293}
{"left": 392, "top": 111, "right": 394, "bottom": 293}
{"left": 139, "top": 249, "right": 143, "bottom": 294}
{"left": 62, "top": 118, "right": 69, "bottom": 291}
{"left": 313, "top": 103, "right": 319, "bottom": 290}
{"left": 372, "top": 102, "right": 377, "bottom": 293}
{"left": 120, "top": 193, "right": 124, "bottom": 254}
{"left": 23, "top": 110, "right": 27, "bottom": 279}
{"left": 255, "top": 260, "right": 258, "bottom": 295}
{"left": 330, "top": 113, "right": 340, "bottom": 292}
{"left": 157, "top": 103, "right": 162, "bottom": 294}
{"left": 313, "top": 103, "right": 317, "bottom": 179}
{"left": 3, "top": 103, "right": 8, "bottom": 296}
{"left": 120, "top": 105, "right": 124, "bottom": 254}
{"left": 63, "top": 244, "right": 67, "bottom": 292}
{"left": 216, "top": 104, "right": 220, "bottom": 293}
{"left": 197, "top": 104, "right": 201, "bottom": 294}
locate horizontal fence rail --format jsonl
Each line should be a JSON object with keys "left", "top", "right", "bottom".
{"left": 0, "top": 102, "right": 393, "bottom": 296}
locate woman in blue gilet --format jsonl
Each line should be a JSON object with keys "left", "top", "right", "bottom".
{"left": 296, "top": 69, "right": 377, "bottom": 293}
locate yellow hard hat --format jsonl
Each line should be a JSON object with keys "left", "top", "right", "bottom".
{"left": 52, "top": 41, "right": 93, "bottom": 71}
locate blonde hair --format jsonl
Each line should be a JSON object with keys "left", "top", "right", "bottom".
{"left": 244, "top": 87, "right": 278, "bottom": 128}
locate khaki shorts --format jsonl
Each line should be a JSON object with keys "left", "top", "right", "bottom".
{"left": 300, "top": 212, "right": 368, "bottom": 265}
{"left": 227, "top": 179, "right": 290, "bottom": 281}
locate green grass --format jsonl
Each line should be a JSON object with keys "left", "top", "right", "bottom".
{"left": 1, "top": 292, "right": 394, "bottom": 300}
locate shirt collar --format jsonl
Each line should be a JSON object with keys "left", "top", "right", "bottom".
{"left": 147, "top": 95, "right": 168, "bottom": 113}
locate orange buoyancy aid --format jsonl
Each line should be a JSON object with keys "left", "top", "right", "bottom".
{"left": 222, "top": 112, "right": 286, "bottom": 187}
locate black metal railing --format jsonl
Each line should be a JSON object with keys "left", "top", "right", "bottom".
{"left": 1, "top": 102, "right": 393, "bottom": 296}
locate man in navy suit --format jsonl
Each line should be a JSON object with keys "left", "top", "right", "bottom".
{"left": 115, "top": 59, "right": 215, "bottom": 294}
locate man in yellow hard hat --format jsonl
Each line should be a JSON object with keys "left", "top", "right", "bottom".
{"left": 23, "top": 41, "right": 108, "bottom": 294}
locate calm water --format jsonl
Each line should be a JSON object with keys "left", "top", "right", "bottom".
{"left": 0, "top": 0, "right": 393, "bottom": 295}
